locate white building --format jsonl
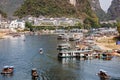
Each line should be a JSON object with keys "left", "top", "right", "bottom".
{"left": 9, "top": 20, "right": 25, "bottom": 29}
{"left": 0, "top": 21, "right": 9, "bottom": 28}
{"left": 34, "top": 17, "right": 82, "bottom": 27}
{"left": 0, "top": 14, "right": 9, "bottom": 29}
{"left": 100, "top": 20, "right": 117, "bottom": 24}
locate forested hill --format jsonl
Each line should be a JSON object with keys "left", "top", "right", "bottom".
{"left": 0, "top": 0, "right": 24, "bottom": 17}
{"left": 89, "top": 0, "right": 107, "bottom": 21}
{"left": 0, "top": 9, "right": 7, "bottom": 18}
{"left": 14, "top": 0, "right": 97, "bottom": 19}
{"left": 107, "top": 0, "right": 120, "bottom": 20}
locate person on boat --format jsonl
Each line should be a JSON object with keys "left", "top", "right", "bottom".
{"left": 2, "top": 67, "right": 8, "bottom": 73}
{"left": 99, "top": 71, "right": 107, "bottom": 76}
{"left": 8, "top": 66, "right": 14, "bottom": 73}
{"left": 31, "top": 68, "right": 39, "bottom": 79}
{"left": 1, "top": 66, "right": 14, "bottom": 74}
{"left": 32, "top": 71, "right": 38, "bottom": 77}
{"left": 98, "top": 70, "right": 110, "bottom": 80}
{"left": 39, "top": 48, "right": 43, "bottom": 54}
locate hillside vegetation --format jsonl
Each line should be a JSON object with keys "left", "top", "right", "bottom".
{"left": 0, "top": 0, "right": 108, "bottom": 22}
{"left": 14, "top": 0, "right": 100, "bottom": 27}
{"left": 0, "top": 9, "right": 7, "bottom": 18}
{"left": 14, "top": 0, "right": 95, "bottom": 18}
{"left": 107, "top": 0, "right": 120, "bottom": 20}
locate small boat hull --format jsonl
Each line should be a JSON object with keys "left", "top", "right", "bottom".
{"left": 1, "top": 66, "right": 14, "bottom": 75}
{"left": 39, "top": 48, "right": 43, "bottom": 54}
{"left": 1, "top": 71, "right": 13, "bottom": 74}
{"left": 98, "top": 70, "right": 110, "bottom": 80}
{"left": 31, "top": 68, "right": 39, "bottom": 79}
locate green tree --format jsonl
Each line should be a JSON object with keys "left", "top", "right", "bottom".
{"left": 75, "top": 22, "right": 83, "bottom": 29}
{"left": 25, "top": 21, "right": 33, "bottom": 31}
{"left": 117, "top": 22, "right": 120, "bottom": 35}
{"left": 83, "top": 18, "right": 91, "bottom": 29}
{"left": 14, "top": 0, "right": 97, "bottom": 20}
{"left": 116, "top": 17, "right": 120, "bottom": 21}
{"left": 0, "top": 10, "right": 7, "bottom": 18}
{"left": 83, "top": 17, "right": 100, "bottom": 29}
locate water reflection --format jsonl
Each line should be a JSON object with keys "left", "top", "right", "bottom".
{"left": 1, "top": 74, "right": 13, "bottom": 80}
{"left": 58, "top": 57, "right": 113, "bottom": 65}
{"left": 0, "top": 35, "right": 120, "bottom": 80}
{"left": 110, "top": 77, "right": 120, "bottom": 80}
{"left": 39, "top": 65, "right": 75, "bottom": 80}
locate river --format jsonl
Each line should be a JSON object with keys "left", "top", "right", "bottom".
{"left": 0, "top": 34, "right": 120, "bottom": 80}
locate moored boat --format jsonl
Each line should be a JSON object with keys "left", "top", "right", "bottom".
{"left": 57, "top": 34, "right": 69, "bottom": 40}
{"left": 57, "top": 43, "right": 71, "bottom": 50}
{"left": 58, "top": 48, "right": 93, "bottom": 58}
{"left": 31, "top": 68, "right": 39, "bottom": 79}
{"left": 39, "top": 48, "right": 43, "bottom": 54}
{"left": 1, "top": 66, "right": 14, "bottom": 74}
{"left": 97, "top": 69, "right": 110, "bottom": 80}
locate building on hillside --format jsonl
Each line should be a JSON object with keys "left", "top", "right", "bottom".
{"left": 100, "top": 20, "right": 117, "bottom": 24}
{"left": 57, "top": 18, "right": 80, "bottom": 27}
{"left": 0, "top": 14, "right": 9, "bottom": 29}
{"left": 23, "top": 15, "right": 36, "bottom": 24}
{"left": 34, "top": 18, "right": 56, "bottom": 26}
{"left": 9, "top": 20, "right": 25, "bottom": 29}
{"left": 0, "top": 21, "right": 9, "bottom": 29}
{"left": 33, "top": 17, "right": 82, "bottom": 27}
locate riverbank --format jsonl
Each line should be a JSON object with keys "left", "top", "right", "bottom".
{"left": 0, "top": 31, "right": 56, "bottom": 39}
{"left": 0, "top": 33, "right": 6, "bottom": 39}
{"left": 1, "top": 31, "right": 120, "bottom": 57}
{"left": 95, "top": 36, "right": 120, "bottom": 56}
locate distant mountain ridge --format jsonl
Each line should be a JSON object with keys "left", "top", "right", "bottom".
{"left": 14, "top": 0, "right": 95, "bottom": 19}
{"left": 0, "top": 0, "right": 24, "bottom": 17}
{"left": 107, "top": 0, "right": 120, "bottom": 20}
{"left": 0, "top": 0, "right": 107, "bottom": 21}
{"left": 89, "top": 0, "right": 107, "bottom": 21}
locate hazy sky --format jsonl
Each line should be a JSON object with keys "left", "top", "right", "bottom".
{"left": 99, "top": 0, "right": 112, "bottom": 12}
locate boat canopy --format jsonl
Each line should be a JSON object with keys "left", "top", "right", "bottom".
{"left": 99, "top": 69, "right": 107, "bottom": 73}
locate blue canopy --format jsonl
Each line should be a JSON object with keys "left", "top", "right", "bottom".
{"left": 116, "top": 41, "right": 120, "bottom": 45}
